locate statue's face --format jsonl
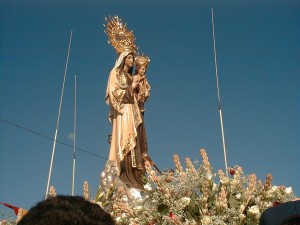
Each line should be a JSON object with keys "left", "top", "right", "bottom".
{"left": 124, "top": 54, "right": 134, "bottom": 68}
{"left": 138, "top": 65, "right": 147, "bottom": 76}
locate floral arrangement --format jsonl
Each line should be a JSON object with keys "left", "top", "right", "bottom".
{"left": 1, "top": 207, "right": 27, "bottom": 225}
{"left": 1, "top": 149, "right": 296, "bottom": 225}
{"left": 0, "top": 212, "right": 16, "bottom": 225}
{"left": 95, "top": 149, "right": 296, "bottom": 225}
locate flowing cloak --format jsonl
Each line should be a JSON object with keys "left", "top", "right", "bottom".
{"left": 105, "top": 53, "right": 146, "bottom": 189}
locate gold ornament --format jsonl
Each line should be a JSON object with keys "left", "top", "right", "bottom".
{"left": 104, "top": 16, "right": 138, "bottom": 54}
{"left": 135, "top": 54, "right": 150, "bottom": 68}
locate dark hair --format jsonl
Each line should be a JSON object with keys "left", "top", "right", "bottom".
{"left": 163, "top": 169, "right": 174, "bottom": 174}
{"left": 282, "top": 217, "right": 300, "bottom": 225}
{"left": 260, "top": 200, "right": 300, "bottom": 225}
{"left": 18, "top": 195, "right": 115, "bottom": 225}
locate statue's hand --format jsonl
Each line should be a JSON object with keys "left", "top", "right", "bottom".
{"left": 132, "top": 76, "right": 139, "bottom": 89}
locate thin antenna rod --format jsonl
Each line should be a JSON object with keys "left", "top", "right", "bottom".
{"left": 211, "top": 9, "right": 229, "bottom": 176}
{"left": 45, "top": 30, "right": 73, "bottom": 199}
{"left": 72, "top": 75, "right": 77, "bottom": 196}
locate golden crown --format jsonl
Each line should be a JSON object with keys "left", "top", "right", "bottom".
{"left": 135, "top": 54, "right": 150, "bottom": 67}
{"left": 104, "top": 16, "right": 137, "bottom": 54}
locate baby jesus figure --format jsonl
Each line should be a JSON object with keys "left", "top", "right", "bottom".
{"left": 133, "top": 55, "right": 151, "bottom": 112}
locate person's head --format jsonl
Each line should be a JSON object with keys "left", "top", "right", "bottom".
{"left": 123, "top": 53, "right": 134, "bottom": 73}
{"left": 259, "top": 200, "right": 300, "bottom": 225}
{"left": 135, "top": 55, "right": 150, "bottom": 76}
{"left": 114, "top": 51, "right": 134, "bottom": 75}
{"left": 282, "top": 217, "right": 300, "bottom": 225}
{"left": 163, "top": 169, "right": 174, "bottom": 183}
{"left": 17, "top": 195, "right": 115, "bottom": 225}
{"left": 136, "top": 65, "right": 147, "bottom": 76}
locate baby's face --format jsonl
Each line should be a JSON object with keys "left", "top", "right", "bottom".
{"left": 138, "top": 65, "right": 147, "bottom": 76}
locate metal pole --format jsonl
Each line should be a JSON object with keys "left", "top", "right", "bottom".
{"left": 211, "top": 9, "right": 229, "bottom": 176}
{"left": 45, "top": 30, "right": 73, "bottom": 199}
{"left": 72, "top": 75, "right": 77, "bottom": 196}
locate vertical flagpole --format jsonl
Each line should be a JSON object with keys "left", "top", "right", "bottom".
{"left": 72, "top": 75, "right": 77, "bottom": 196}
{"left": 45, "top": 30, "right": 73, "bottom": 199}
{"left": 211, "top": 9, "right": 229, "bottom": 176}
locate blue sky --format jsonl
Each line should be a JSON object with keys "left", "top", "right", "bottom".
{"left": 1, "top": 0, "right": 299, "bottom": 215}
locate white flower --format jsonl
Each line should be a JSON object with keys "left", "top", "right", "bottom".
{"left": 231, "top": 179, "right": 239, "bottom": 187}
{"left": 130, "top": 188, "right": 142, "bottom": 200}
{"left": 220, "top": 177, "right": 229, "bottom": 185}
{"left": 212, "top": 183, "right": 217, "bottom": 192}
{"left": 150, "top": 171, "right": 156, "bottom": 176}
{"left": 144, "top": 183, "right": 152, "bottom": 191}
{"left": 266, "top": 186, "right": 278, "bottom": 197}
{"left": 271, "top": 186, "right": 278, "bottom": 192}
{"left": 202, "top": 216, "right": 211, "bottom": 225}
{"left": 285, "top": 187, "right": 293, "bottom": 194}
{"left": 236, "top": 193, "right": 242, "bottom": 199}
{"left": 206, "top": 173, "right": 213, "bottom": 180}
{"left": 265, "top": 202, "right": 273, "bottom": 208}
{"left": 180, "top": 197, "right": 191, "bottom": 206}
{"left": 122, "top": 194, "right": 129, "bottom": 202}
{"left": 134, "top": 206, "right": 143, "bottom": 211}
{"left": 247, "top": 205, "right": 260, "bottom": 219}
{"left": 255, "top": 195, "right": 262, "bottom": 205}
